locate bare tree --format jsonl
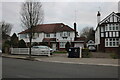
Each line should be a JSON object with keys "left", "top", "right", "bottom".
{"left": 0, "top": 21, "right": 12, "bottom": 40}
{"left": 21, "top": 1, "right": 44, "bottom": 58}
{"left": 80, "top": 27, "right": 95, "bottom": 41}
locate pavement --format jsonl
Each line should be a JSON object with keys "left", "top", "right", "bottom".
{"left": 1, "top": 53, "right": 119, "bottom": 67}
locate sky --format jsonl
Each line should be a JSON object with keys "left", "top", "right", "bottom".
{"left": 1, "top": 0, "right": 119, "bottom": 36}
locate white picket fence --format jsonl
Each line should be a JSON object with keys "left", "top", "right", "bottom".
{"left": 11, "top": 48, "right": 50, "bottom": 56}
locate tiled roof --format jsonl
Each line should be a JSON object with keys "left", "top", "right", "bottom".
{"left": 116, "top": 13, "right": 120, "bottom": 17}
{"left": 19, "top": 23, "right": 75, "bottom": 34}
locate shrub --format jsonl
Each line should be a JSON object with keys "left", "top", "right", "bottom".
{"left": 110, "top": 53, "right": 119, "bottom": 59}
{"left": 2, "top": 40, "right": 11, "bottom": 53}
{"left": 53, "top": 51, "right": 67, "bottom": 54}
{"left": 32, "top": 42, "right": 39, "bottom": 46}
{"left": 18, "top": 39, "right": 27, "bottom": 48}
{"left": 65, "top": 42, "right": 71, "bottom": 52}
{"left": 11, "top": 33, "right": 18, "bottom": 48}
{"left": 82, "top": 48, "right": 91, "bottom": 58}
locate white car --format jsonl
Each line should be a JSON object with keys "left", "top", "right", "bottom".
{"left": 88, "top": 46, "right": 96, "bottom": 52}
{"left": 32, "top": 46, "right": 54, "bottom": 55}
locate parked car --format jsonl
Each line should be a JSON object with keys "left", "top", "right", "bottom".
{"left": 32, "top": 46, "right": 54, "bottom": 55}
{"left": 88, "top": 46, "right": 96, "bottom": 52}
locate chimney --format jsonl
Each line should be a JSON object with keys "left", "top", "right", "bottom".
{"left": 74, "top": 22, "right": 77, "bottom": 40}
{"left": 97, "top": 11, "right": 101, "bottom": 24}
{"left": 118, "top": 1, "right": 120, "bottom": 13}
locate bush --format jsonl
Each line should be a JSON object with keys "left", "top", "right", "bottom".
{"left": 11, "top": 33, "right": 18, "bottom": 48}
{"left": 18, "top": 39, "right": 27, "bottom": 48}
{"left": 53, "top": 51, "right": 67, "bottom": 54}
{"left": 32, "top": 42, "right": 39, "bottom": 46}
{"left": 65, "top": 42, "right": 71, "bottom": 52}
{"left": 110, "top": 53, "right": 119, "bottom": 59}
{"left": 82, "top": 48, "right": 91, "bottom": 58}
{"left": 2, "top": 40, "right": 11, "bottom": 53}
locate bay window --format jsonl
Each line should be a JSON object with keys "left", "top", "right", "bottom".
{"left": 105, "top": 38, "right": 119, "bottom": 47}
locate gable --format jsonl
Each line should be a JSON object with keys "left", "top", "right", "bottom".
{"left": 99, "top": 12, "right": 120, "bottom": 25}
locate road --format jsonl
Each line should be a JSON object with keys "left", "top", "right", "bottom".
{"left": 2, "top": 58, "right": 118, "bottom": 78}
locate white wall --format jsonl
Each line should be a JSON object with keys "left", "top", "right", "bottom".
{"left": 74, "top": 43, "right": 84, "bottom": 48}
{"left": 56, "top": 31, "right": 75, "bottom": 42}
{"left": 95, "top": 27, "right": 100, "bottom": 45}
{"left": 19, "top": 32, "right": 45, "bottom": 42}
{"left": 19, "top": 31, "right": 75, "bottom": 43}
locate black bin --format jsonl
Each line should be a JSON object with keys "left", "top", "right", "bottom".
{"left": 68, "top": 47, "right": 80, "bottom": 58}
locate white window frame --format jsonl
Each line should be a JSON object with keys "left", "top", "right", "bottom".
{"left": 106, "top": 32, "right": 108, "bottom": 37}
{"left": 59, "top": 42, "right": 66, "bottom": 48}
{"left": 101, "top": 33, "right": 104, "bottom": 37}
{"left": 107, "top": 24, "right": 119, "bottom": 31}
{"left": 105, "top": 38, "right": 119, "bottom": 47}
{"left": 116, "top": 32, "right": 119, "bottom": 37}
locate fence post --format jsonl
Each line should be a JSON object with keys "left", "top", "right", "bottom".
{"left": 48, "top": 48, "right": 50, "bottom": 57}
{"left": 80, "top": 47, "right": 82, "bottom": 58}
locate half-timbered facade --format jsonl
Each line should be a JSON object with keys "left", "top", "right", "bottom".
{"left": 95, "top": 12, "right": 120, "bottom": 53}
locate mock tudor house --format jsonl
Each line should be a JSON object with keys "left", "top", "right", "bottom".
{"left": 18, "top": 23, "right": 86, "bottom": 51}
{"left": 95, "top": 11, "right": 120, "bottom": 53}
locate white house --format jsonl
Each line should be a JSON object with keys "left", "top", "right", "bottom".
{"left": 95, "top": 11, "right": 120, "bottom": 53}
{"left": 18, "top": 23, "right": 85, "bottom": 51}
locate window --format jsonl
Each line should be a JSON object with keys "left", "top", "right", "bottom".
{"left": 60, "top": 42, "right": 66, "bottom": 48}
{"left": 116, "top": 26, "right": 118, "bottom": 30}
{"left": 20, "top": 34, "right": 27, "bottom": 38}
{"left": 116, "top": 32, "right": 119, "bottom": 37}
{"left": 109, "top": 32, "right": 112, "bottom": 37}
{"left": 101, "top": 33, "right": 104, "bottom": 37}
{"left": 60, "top": 32, "right": 62, "bottom": 37}
{"left": 68, "top": 32, "right": 70, "bottom": 36}
{"left": 106, "top": 32, "right": 108, "bottom": 37}
{"left": 113, "top": 32, "right": 115, "bottom": 37}
{"left": 46, "top": 34, "right": 50, "bottom": 37}
{"left": 113, "top": 26, "right": 115, "bottom": 30}
{"left": 101, "top": 27, "right": 104, "bottom": 32}
{"left": 63, "top": 32, "right": 67, "bottom": 37}
{"left": 33, "top": 33, "right": 39, "bottom": 39}
{"left": 54, "top": 33, "right": 56, "bottom": 37}
{"left": 105, "top": 38, "right": 119, "bottom": 47}
{"left": 115, "top": 24, "right": 119, "bottom": 30}
{"left": 109, "top": 26, "right": 112, "bottom": 30}
{"left": 108, "top": 24, "right": 119, "bottom": 31}
{"left": 105, "top": 26, "right": 108, "bottom": 31}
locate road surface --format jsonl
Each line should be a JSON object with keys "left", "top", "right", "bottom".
{"left": 2, "top": 58, "right": 118, "bottom": 78}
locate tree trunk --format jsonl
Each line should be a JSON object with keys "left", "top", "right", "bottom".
{"left": 29, "top": 38, "right": 32, "bottom": 58}
{"left": 29, "top": 30, "right": 32, "bottom": 58}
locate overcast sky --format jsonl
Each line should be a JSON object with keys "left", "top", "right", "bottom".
{"left": 1, "top": 1, "right": 119, "bottom": 36}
